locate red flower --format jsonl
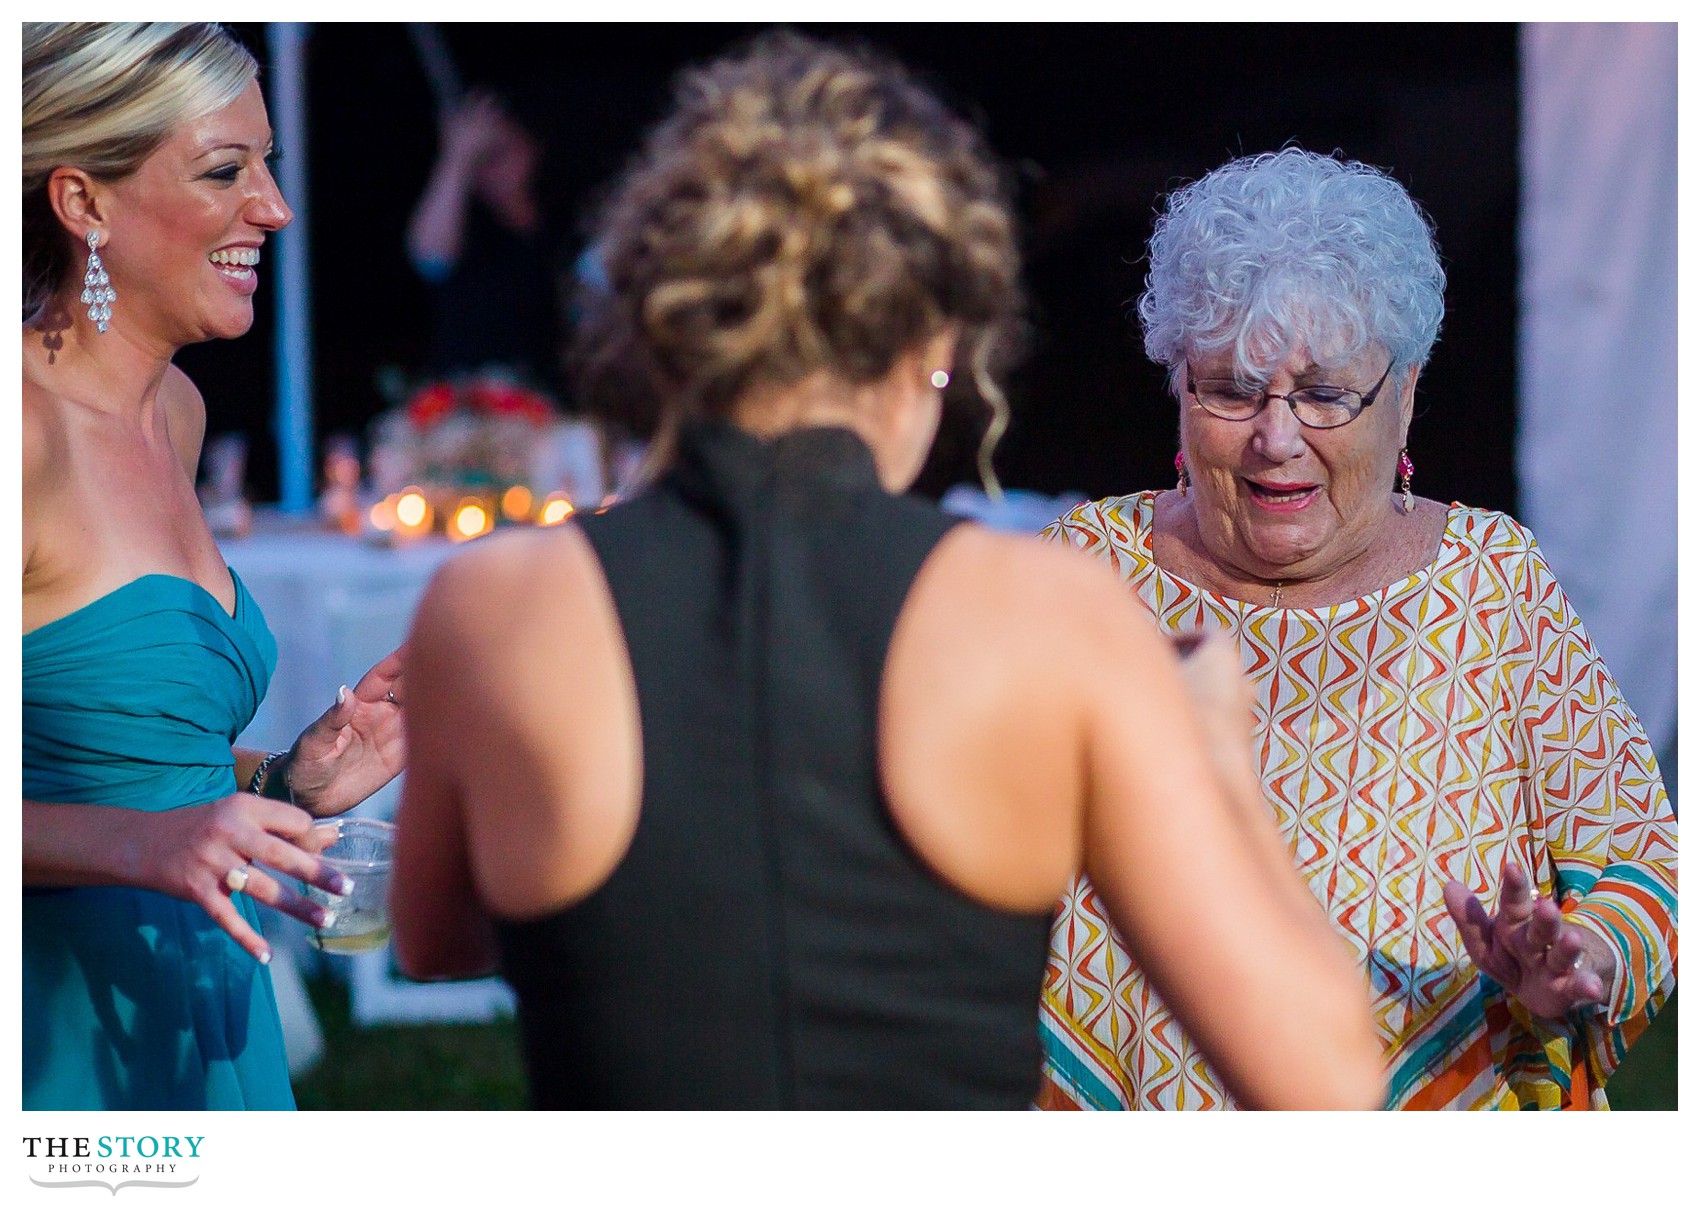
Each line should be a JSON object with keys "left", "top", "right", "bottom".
{"left": 467, "top": 381, "right": 555, "bottom": 426}
{"left": 407, "top": 383, "right": 458, "bottom": 429}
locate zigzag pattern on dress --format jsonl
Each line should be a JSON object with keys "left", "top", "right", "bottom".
{"left": 1037, "top": 491, "right": 1676, "bottom": 1111}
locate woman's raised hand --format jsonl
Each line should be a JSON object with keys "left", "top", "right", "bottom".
{"left": 439, "top": 92, "right": 508, "bottom": 173}
{"left": 282, "top": 646, "right": 407, "bottom": 819}
{"left": 131, "top": 793, "right": 350, "bottom": 964}
{"left": 1443, "top": 861, "right": 1614, "bottom": 1019}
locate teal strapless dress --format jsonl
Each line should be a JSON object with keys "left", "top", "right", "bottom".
{"left": 23, "top": 572, "right": 295, "bottom": 1110}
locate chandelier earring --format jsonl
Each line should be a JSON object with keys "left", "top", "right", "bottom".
{"left": 1174, "top": 451, "right": 1190, "bottom": 495}
{"left": 1398, "top": 448, "right": 1415, "bottom": 513}
{"left": 82, "top": 231, "right": 116, "bottom": 333}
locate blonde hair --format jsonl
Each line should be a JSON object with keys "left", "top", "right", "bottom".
{"left": 23, "top": 23, "right": 257, "bottom": 315}
{"left": 575, "top": 32, "right": 1024, "bottom": 492}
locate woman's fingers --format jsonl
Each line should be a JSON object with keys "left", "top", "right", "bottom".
{"left": 197, "top": 881, "right": 274, "bottom": 964}
{"left": 227, "top": 863, "right": 338, "bottom": 930}
{"left": 302, "top": 686, "right": 357, "bottom": 746}
{"left": 1541, "top": 926, "right": 1586, "bottom": 977}
{"left": 352, "top": 647, "right": 407, "bottom": 699}
{"left": 1442, "top": 880, "right": 1494, "bottom": 967}
{"left": 1449, "top": 866, "right": 1605, "bottom": 1016}
{"left": 247, "top": 825, "right": 352, "bottom": 897}
{"left": 220, "top": 814, "right": 349, "bottom": 930}
{"left": 1169, "top": 631, "right": 1205, "bottom": 658}
{"left": 247, "top": 795, "right": 314, "bottom": 837}
{"left": 1568, "top": 967, "right": 1607, "bottom": 1007}
{"left": 1498, "top": 861, "right": 1536, "bottom": 919}
{"left": 1522, "top": 895, "right": 1564, "bottom": 956}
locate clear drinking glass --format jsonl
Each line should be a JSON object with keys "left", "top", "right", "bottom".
{"left": 302, "top": 818, "right": 395, "bottom": 954}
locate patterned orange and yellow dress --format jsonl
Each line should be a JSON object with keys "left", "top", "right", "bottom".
{"left": 1039, "top": 491, "right": 1676, "bottom": 1110}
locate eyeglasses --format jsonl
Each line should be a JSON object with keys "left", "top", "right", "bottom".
{"left": 1186, "top": 360, "right": 1394, "bottom": 430}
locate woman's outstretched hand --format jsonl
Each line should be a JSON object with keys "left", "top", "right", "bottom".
{"left": 131, "top": 794, "right": 349, "bottom": 963}
{"left": 283, "top": 647, "right": 406, "bottom": 818}
{"left": 1443, "top": 861, "right": 1614, "bottom": 1019}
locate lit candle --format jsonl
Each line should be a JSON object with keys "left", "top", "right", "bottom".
{"left": 538, "top": 492, "right": 575, "bottom": 526}
{"left": 501, "top": 484, "right": 534, "bottom": 522}
{"left": 369, "top": 494, "right": 398, "bottom": 533}
{"left": 394, "top": 487, "right": 432, "bottom": 540}
{"left": 449, "top": 498, "right": 493, "bottom": 543}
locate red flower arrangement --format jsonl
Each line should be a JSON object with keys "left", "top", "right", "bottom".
{"left": 406, "top": 378, "right": 555, "bottom": 429}
{"left": 366, "top": 370, "right": 564, "bottom": 507}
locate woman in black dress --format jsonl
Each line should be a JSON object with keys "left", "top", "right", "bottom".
{"left": 390, "top": 32, "right": 1383, "bottom": 1110}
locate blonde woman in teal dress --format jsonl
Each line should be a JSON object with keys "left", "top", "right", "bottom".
{"left": 22, "top": 24, "right": 405, "bottom": 1110}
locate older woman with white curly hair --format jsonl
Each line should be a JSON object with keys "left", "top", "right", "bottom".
{"left": 1038, "top": 146, "right": 1675, "bottom": 1111}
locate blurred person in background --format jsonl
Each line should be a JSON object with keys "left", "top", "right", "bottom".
{"left": 406, "top": 89, "right": 561, "bottom": 390}
{"left": 391, "top": 33, "right": 1384, "bottom": 1111}
{"left": 1039, "top": 147, "right": 1676, "bottom": 1110}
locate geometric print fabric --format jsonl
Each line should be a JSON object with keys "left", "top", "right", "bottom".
{"left": 1037, "top": 492, "right": 1677, "bottom": 1110}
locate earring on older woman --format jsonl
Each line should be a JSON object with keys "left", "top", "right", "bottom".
{"left": 82, "top": 231, "right": 115, "bottom": 333}
{"left": 1398, "top": 449, "right": 1415, "bottom": 513}
{"left": 1175, "top": 451, "right": 1190, "bottom": 495}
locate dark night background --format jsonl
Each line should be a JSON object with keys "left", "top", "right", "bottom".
{"left": 180, "top": 23, "right": 1518, "bottom": 512}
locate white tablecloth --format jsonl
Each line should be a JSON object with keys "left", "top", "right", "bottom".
{"left": 223, "top": 521, "right": 457, "bottom": 757}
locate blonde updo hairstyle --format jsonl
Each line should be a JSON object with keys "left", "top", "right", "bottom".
{"left": 23, "top": 23, "right": 257, "bottom": 317}
{"left": 576, "top": 32, "right": 1024, "bottom": 490}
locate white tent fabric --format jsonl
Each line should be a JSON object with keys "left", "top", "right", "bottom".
{"left": 1518, "top": 22, "right": 1677, "bottom": 755}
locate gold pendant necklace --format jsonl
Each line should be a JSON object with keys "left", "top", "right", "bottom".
{"left": 1272, "top": 580, "right": 1284, "bottom": 607}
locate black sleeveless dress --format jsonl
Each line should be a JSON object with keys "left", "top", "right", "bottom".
{"left": 494, "top": 419, "right": 1053, "bottom": 1109}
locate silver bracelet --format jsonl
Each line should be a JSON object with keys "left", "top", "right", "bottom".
{"left": 249, "top": 750, "right": 289, "bottom": 797}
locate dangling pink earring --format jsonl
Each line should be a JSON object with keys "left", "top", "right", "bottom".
{"left": 1175, "top": 451, "right": 1189, "bottom": 495}
{"left": 1398, "top": 448, "right": 1415, "bottom": 513}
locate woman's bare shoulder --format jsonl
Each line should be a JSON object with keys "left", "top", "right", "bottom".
{"left": 413, "top": 524, "right": 610, "bottom": 660}
{"left": 430, "top": 521, "right": 598, "bottom": 597}
{"left": 913, "top": 524, "right": 1159, "bottom": 672}
{"left": 948, "top": 522, "right": 1149, "bottom": 606}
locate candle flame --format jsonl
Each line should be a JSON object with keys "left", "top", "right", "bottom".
{"left": 396, "top": 490, "right": 429, "bottom": 530}
{"left": 450, "top": 500, "right": 491, "bottom": 541}
{"left": 501, "top": 484, "right": 534, "bottom": 521}
{"left": 539, "top": 493, "right": 575, "bottom": 526}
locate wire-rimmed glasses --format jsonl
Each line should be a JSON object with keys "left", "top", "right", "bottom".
{"left": 1186, "top": 360, "right": 1394, "bottom": 429}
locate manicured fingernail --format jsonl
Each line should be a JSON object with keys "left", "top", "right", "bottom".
{"left": 259, "top": 949, "right": 272, "bottom": 965}
{"left": 337, "top": 685, "right": 349, "bottom": 705}
{"left": 336, "top": 876, "right": 355, "bottom": 896}
{"left": 319, "top": 908, "right": 339, "bottom": 930}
